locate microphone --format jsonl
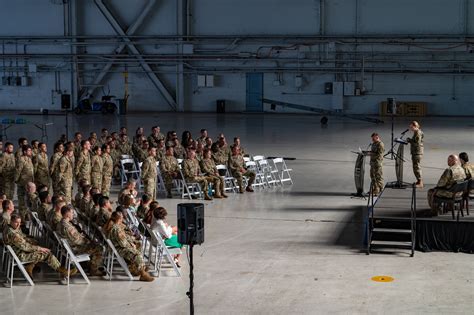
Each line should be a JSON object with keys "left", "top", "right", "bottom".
{"left": 401, "top": 129, "right": 409, "bottom": 135}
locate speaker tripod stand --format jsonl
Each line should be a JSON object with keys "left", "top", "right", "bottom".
{"left": 186, "top": 243, "right": 195, "bottom": 315}
{"left": 383, "top": 111, "right": 402, "bottom": 161}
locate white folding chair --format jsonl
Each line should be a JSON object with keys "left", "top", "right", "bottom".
{"left": 272, "top": 158, "right": 293, "bottom": 185}
{"left": 61, "top": 238, "right": 91, "bottom": 285}
{"left": 252, "top": 155, "right": 265, "bottom": 162}
{"left": 120, "top": 154, "right": 133, "bottom": 160}
{"left": 144, "top": 224, "right": 181, "bottom": 277}
{"left": 5, "top": 245, "right": 35, "bottom": 287}
{"left": 243, "top": 157, "right": 251, "bottom": 163}
{"left": 104, "top": 239, "right": 134, "bottom": 280}
{"left": 177, "top": 166, "right": 203, "bottom": 200}
{"left": 120, "top": 158, "right": 141, "bottom": 187}
{"left": 258, "top": 159, "right": 280, "bottom": 186}
{"left": 245, "top": 161, "right": 266, "bottom": 188}
{"left": 29, "top": 212, "right": 46, "bottom": 243}
{"left": 216, "top": 164, "right": 237, "bottom": 193}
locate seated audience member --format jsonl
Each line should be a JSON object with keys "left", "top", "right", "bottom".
{"left": 78, "top": 184, "right": 92, "bottom": 214}
{"left": 1, "top": 199, "right": 15, "bottom": 231}
{"left": 459, "top": 152, "right": 474, "bottom": 195}
{"left": 160, "top": 146, "right": 181, "bottom": 198}
{"left": 26, "top": 182, "right": 40, "bottom": 213}
{"left": 151, "top": 206, "right": 182, "bottom": 267}
{"left": 3, "top": 214, "right": 74, "bottom": 279}
{"left": 136, "top": 194, "right": 151, "bottom": 219}
{"left": 427, "top": 154, "right": 466, "bottom": 215}
{"left": 228, "top": 146, "right": 256, "bottom": 193}
{"left": 96, "top": 196, "right": 113, "bottom": 227}
{"left": 56, "top": 205, "right": 105, "bottom": 276}
{"left": 37, "top": 191, "right": 51, "bottom": 222}
{"left": 103, "top": 211, "right": 154, "bottom": 281}
{"left": 118, "top": 178, "right": 138, "bottom": 206}
{"left": 87, "top": 193, "right": 102, "bottom": 221}
{"left": 47, "top": 197, "right": 66, "bottom": 231}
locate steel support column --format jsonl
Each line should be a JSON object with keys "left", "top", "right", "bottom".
{"left": 94, "top": 0, "right": 177, "bottom": 110}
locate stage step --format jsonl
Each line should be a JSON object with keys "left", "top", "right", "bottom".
{"left": 372, "top": 228, "right": 412, "bottom": 234}
{"left": 370, "top": 240, "right": 413, "bottom": 249}
{"left": 372, "top": 217, "right": 412, "bottom": 230}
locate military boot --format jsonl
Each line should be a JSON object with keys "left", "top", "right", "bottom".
{"left": 25, "top": 263, "right": 36, "bottom": 278}
{"left": 415, "top": 180, "right": 424, "bottom": 188}
{"left": 58, "top": 266, "right": 78, "bottom": 277}
{"left": 220, "top": 182, "right": 228, "bottom": 198}
{"left": 204, "top": 191, "right": 213, "bottom": 201}
{"left": 139, "top": 269, "right": 155, "bottom": 282}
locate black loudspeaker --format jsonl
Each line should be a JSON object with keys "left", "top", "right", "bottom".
{"left": 61, "top": 94, "right": 71, "bottom": 109}
{"left": 387, "top": 97, "right": 396, "bottom": 115}
{"left": 178, "top": 203, "right": 204, "bottom": 245}
{"left": 216, "top": 99, "right": 225, "bottom": 113}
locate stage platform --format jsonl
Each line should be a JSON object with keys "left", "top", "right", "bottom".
{"left": 372, "top": 184, "right": 474, "bottom": 253}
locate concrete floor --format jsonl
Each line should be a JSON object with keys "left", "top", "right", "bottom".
{"left": 0, "top": 113, "right": 473, "bottom": 314}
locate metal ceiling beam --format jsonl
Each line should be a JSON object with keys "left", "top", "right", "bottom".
{"left": 82, "top": 0, "right": 156, "bottom": 100}
{"left": 94, "top": 0, "right": 177, "bottom": 111}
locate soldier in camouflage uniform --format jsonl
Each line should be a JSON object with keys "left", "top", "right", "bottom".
{"left": 156, "top": 139, "right": 166, "bottom": 162}
{"left": 141, "top": 147, "right": 158, "bottom": 200}
{"left": 31, "top": 140, "right": 40, "bottom": 158}
{"left": 173, "top": 138, "right": 186, "bottom": 159}
{"left": 37, "top": 191, "right": 51, "bottom": 222}
{"left": 58, "top": 148, "right": 74, "bottom": 204}
{"left": 428, "top": 155, "right": 466, "bottom": 215}
{"left": 57, "top": 205, "right": 105, "bottom": 276}
{"left": 459, "top": 152, "right": 474, "bottom": 195}
{"left": 160, "top": 146, "right": 181, "bottom": 198}
{"left": 99, "top": 128, "right": 109, "bottom": 146}
{"left": 33, "top": 142, "right": 49, "bottom": 189}
{"left": 26, "top": 182, "right": 40, "bottom": 213}
{"left": 15, "top": 145, "right": 35, "bottom": 221}
{"left": 148, "top": 126, "right": 165, "bottom": 148}
{"left": 109, "top": 140, "right": 121, "bottom": 181}
{"left": 75, "top": 140, "right": 92, "bottom": 185}
{"left": 90, "top": 146, "right": 103, "bottom": 191}
{"left": 50, "top": 142, "right": 64, "bottom": 196}
{"left": 1, "top": 199, "right": 14, "bottom": 231}
{"left": 15, "top": 138, "right": 28, "bottom": 162}
{"left": 47, "top": 198, "right": 66, "bottom": 231}
{"left": 230, "top": 137, "right": 247, "bottom": 157}
{"left": 406, "top": 121, "right": 424, "bottom": 188}
{"left": 0, "top": 142, "right": 16, "bottom": 199}
{"left": 229, "top": 146, "right": 255, "bottom": 193}
{"left": 196, "top": 129, "right": 208, "bottom": 147}
{"left": 101, "top": 144, "right": 113, "bottom": 196}
{"left": 183, "top": 149, "right": 215, "bottom": 200}
{"left": 117, "top": 134, "right": 132, "bottom": 156}
{"left": 73, "top": 132, "right": 82, "bottom": 162}
{"left": 96, "top": 196, "right": 112, "bottom": 227}
{"left": 104, "top": 210, "right": 154, "bottom": 281}
{"left": 135, "top": 139, "right": 149, "bottom": 163}
{"left": 200, "top": 149, "right": 228, "bottom": 198}
{"left": 369, "top": 133, "right": 385, "bottom": 195}
{"left": 3, "top": 214, "right": 72, "bottom": 279}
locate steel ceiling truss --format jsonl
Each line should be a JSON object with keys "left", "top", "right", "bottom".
{"left": 87, "top": 0, "right": 177, "bottom": 110}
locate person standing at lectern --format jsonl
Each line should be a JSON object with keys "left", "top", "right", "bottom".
{"left": 369, "top": 133, "right": 385, "bottom": 196}
{"left": 406, "top": 121, "right": 424, "bottom": 188}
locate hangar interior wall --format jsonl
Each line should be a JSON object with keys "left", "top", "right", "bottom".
{"left": 0, "top": 0, "right": 473, "bottom": 115}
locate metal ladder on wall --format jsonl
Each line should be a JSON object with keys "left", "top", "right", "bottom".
{"left": 366, "top": 182, "right": 416, "bottom": 257}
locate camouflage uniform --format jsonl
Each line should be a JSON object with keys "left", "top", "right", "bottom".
{"left": 183, "top": 158, "right": 215, "bottom": 199}
{"left": 228, "top": 154, "right": 255, "bottom": 193}
{"left": 462, "top": 162, "right": 474, "bottom": 194}
{"left": 33, "top": 152, "right": 49, "bottom": 188}
{"left": 407, "top": 130, "right": 424, "bottom": 181}
{"left": 75, "top": 151, "right": 91, "bottom": 185}
{"left": 148, "top": 133, "right": 165, "bottom": 148}
{"left": 50, "top": 152, "right": 63, "bottom": 195}
{"left": 200, "top": 158, "right": 226, "bottom": 196}
{"left": 37, "top": 202, "right": 51, "bottom": 222}
{"left": 58, "top": 155, "right": 74, "bottom": 204}
{"left": 0, "top": 152, "right": 16, "bottom": 199}
{"left": 107, "top": 223, "right": 145, "bottom": 275}
{"left": 3, "top": 225, "right": 61, "bottom": 271}
{"left": 1, "top": 211, "right": 11, "bottom": 231}
{"left": 136, "top": 204, "right": 149, "bottom": 219}
{"left": 110, "top": 148, "right": 121, "bottom": 180}
{"left": 91, "top": 154, "right": 103, "bottom": 191}
{"left": 47, "top": 210, "right": 63, "bottom": 231}
{"left": 27, "top": 192, "right": 40, "bottom": 213}
{"left": 160, "top": 155, "right": 180, "bottom": 196}
{"left": 369, "top": 140, "right": 385, "bottom": 194}
{"left": 428, "top": 164, "right": 466, "bottom": 213}
{"left": 174, "top": 143, "right": 186, "bottom": 159}
{"left": 56, "top": 218, "right": 103, "bottom": 272}
{"left": 156, "top": 147, "right": 165, "bottom": 162}
{"left": 15, "top": 156, "right": 34, "bottom": 221}
{"left": 96, "top": 207, "right": 111, "bottom": 227}
{"left": 101, "top": 153, "right": 113, "bottom": 196}
{"left": 117, "top": 140, "right": 132, "bottom": 156}
{"left": 141, "top": 156, "right": 157, "bottom": 200}
{"left": 135, "top": 147, "right": 148, "bottom": 163}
